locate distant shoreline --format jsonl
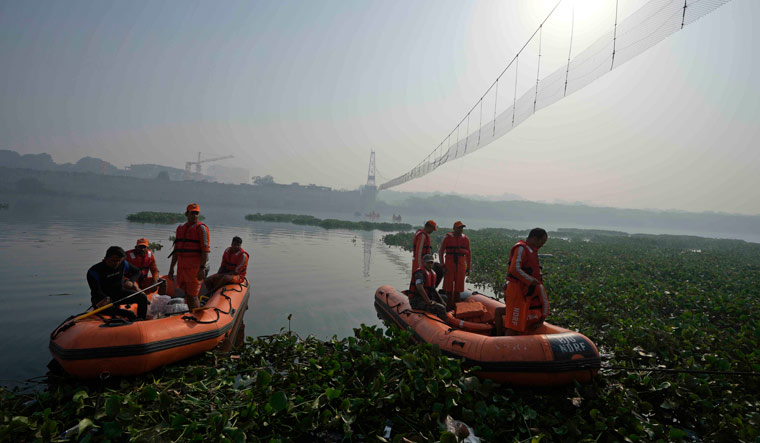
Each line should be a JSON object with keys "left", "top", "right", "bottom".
{"left": 1, "top": 166, "right": 758, "bottom": 244}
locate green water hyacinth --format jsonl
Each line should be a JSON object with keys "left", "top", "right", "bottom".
{"left": 245, "top": 213, "right": 412, "bottom": 232}
{"left": 127, "top": 212, "right": 205, "bottom": 224}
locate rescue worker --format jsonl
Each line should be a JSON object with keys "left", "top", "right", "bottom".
{"left": 168, "top": 203, "right": 210, "bottom": 310}
{"left": 503, "top": 228, "right": 550, "bottom": 334}
{"left": 202, "top": 236, "right": 249, "bottom": 296}
{"left": 87, "top": 246, "right": 149, "bottom": 321}
{"left": 438, "top": 221, "right": 471, "bottom": 310}
{"left": 408, "top": 254, "right": 447, "bottom": 320}
{"left": 412, "top": 220, "right": 437, "bottom": 276}
{"left": 125, "top": 238, "right": 159, "bottom": 290}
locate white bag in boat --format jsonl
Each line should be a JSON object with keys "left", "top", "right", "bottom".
{"left": 147, "top": 294, "right": 171, "bottom": 318}
{"left": 164, "top": 297, "right": 188, "bottom": 314}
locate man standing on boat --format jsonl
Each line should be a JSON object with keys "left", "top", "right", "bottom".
{"left": 125, "top": 238, "right": 160, "bottom": 290}
{"left": 87, "top": 246, "right": 149, "bottom": 321}
{"left": 438, "top": 221, "right": 471, "bottom": 310}
{"left": 202, "top": 236, "right": 249, "bottom": 296}
{"left": 168, "top": 203, "right": 210, "bottom": 310}
{"left": 412, "top": 220, "right": 437, "bottom": 277}
{"left": 503, "top": 228, "right": 550, "bottom": 334}
{"left": 409, "top": 254, "right": 447, "bottom": 320}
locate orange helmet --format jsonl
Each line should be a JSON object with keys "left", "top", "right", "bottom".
{"left": 135, "top": 238, "right": 149, "bottom": 247}
{"left": 453, "top": 221, "right": 466, "bottom": 229}
{"left": 425, "top": 220, "right": 437, "bottom": 230}
{"left": 186, "top": 203, "right": 200, "bottom": 213}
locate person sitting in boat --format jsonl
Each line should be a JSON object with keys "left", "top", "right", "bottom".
{"left": 87, "top": 246, "right": 149, "bottom": 321}
{"left": 202, "top": 236, "right": 249, "bottom": 296}
{"left": 125, "top": 238, "right": 160, "bottom": 290}
{"left": 408, "top": 254, "right": 447, "bottom": 321}
{"left": 503, "top": 228, "right": 550, "bottom": 334}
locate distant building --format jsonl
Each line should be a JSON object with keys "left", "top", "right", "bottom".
{"left": 206, "top": 164, "right": 250, "bottom": 185}
{"left": 126, "top": 164, "right": 188, "bottom": 181}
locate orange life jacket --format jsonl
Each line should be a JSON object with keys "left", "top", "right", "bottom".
{"left": 173, "top": 222, "right": 210, "bottom": 259}
{"left": 506, "top": 240, "right": 541, "bottom": 284}
{"left": 409, "top": 267, "right": 436, "bottom": 297}
{"left": 440, "top": 233, "right": 470, "bottom": 262}
{"left": 221, "top": 247, "right": 249, "bottom": 278}
{"left": 125, "top": 249, "right": 154, "bottom": 279}
{"left": 412, "top": 229, "right": 432, "bottom": 255}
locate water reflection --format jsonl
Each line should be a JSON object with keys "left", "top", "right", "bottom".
{"left": 362, "top": 231, "right": 372, "bottom": 278}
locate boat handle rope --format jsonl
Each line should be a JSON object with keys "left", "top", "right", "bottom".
{"left": 182, "top": 281, "right": 246, "bottom": 324}
{"left": 382, "top": 291, "right": 452, "bottom": 328}
{"left": 50, "top": 316, "right": 77, "bottom": 340}
{"left": 183, "top": 308, "right": 221, "bottom": 324}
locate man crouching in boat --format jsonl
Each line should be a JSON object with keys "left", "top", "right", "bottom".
{"left": 201, "top": 236, "right": 249, "bottom": 297}
{"left": 87, "top": 246, "right": 149, "bottom": 321}
{"left": 408, "top": 254, "right": 447, "bottom": 321}
{"left": 503, "top": 228, "right": 550, "bottom": 335}
{"left": 125, "top": 238, "right": 160, "bottom": 290}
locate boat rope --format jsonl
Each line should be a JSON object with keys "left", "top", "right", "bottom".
{"left": 183, "top": 309, "right": 221, "bottom": 324}
{"left": 182, "top": 281, "right": 247, "bottom": 324}
{"left": 49, "top": 315, "right": 77, "bottom": 340}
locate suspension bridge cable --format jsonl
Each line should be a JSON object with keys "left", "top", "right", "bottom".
{"left": 564, "top": 3, "right": 575, "bottom": 97}
{"left": 533, "top": 25, "right": 543, "bottom": 113}
{"left": 493, "top": 78, "right": 499, "bottom": 136}
{"left": 477, "top": 98, "right": 483, "bottom": 146}
{"left": 512, "top": 55, "right": 518, "bottom": 128}
{"left": 611, "top": 0, "right": 619, "bottom": 71}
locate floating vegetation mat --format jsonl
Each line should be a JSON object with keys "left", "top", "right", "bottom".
{"left": 245, "top": 213, "right": 412, "bottom": 232}
{"left": 126, "top": 212, "right": 205, "bottom": 224}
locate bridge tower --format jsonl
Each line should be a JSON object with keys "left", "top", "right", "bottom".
{"left": 366, "top": 150, "right": 376, "bottom": 187}
{"left": 359, "top": 150, "right": 378, "bottom": 215}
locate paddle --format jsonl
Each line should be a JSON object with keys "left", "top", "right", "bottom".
{"left": 73, "top": 279, "right": 164, "bottom": 322}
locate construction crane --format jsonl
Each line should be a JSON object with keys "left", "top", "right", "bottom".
{"left": 184, "top": 152, "right": 234, "bottom": 180}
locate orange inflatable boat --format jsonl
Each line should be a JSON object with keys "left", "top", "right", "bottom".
{"left": 374, "top": 285, "right": 600, "bottom": 386}
{"left": 49, "top": 278, "right": 250, "bottom": 378}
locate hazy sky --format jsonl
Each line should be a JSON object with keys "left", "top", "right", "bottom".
{"left": 1, "top": 0, "right": 758, "bottom": 214}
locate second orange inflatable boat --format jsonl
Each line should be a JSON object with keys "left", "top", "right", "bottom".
{"left": 49, "top": 278, "right": 250, "bottom": 378}
{"left": 374, "top": 285, "right": 600, "bottom": 386}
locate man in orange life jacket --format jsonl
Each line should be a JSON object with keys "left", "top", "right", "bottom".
{"left": 203, "top": 236, "right": 249, "bottom": 296}
{"left": 125, "top": 238, "right": 160, "bottom": 290}
{"left": 409, "top": 254, "right": 447, "bottom": 320}
{"left": 438, "top": 221, "right": 471, "bottom": 310}
{"left": 503, "top": 228, "right": 550, "bottom": 334}
{"left": 412, "top": 220, "right": 437, "bottom": 276}
{"left": 168, "top": 203, "right": 210, "bottom": 310}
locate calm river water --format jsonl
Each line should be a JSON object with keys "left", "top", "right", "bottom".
{"left": 0, "top": 196, "right": 412, "bottom": 385}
